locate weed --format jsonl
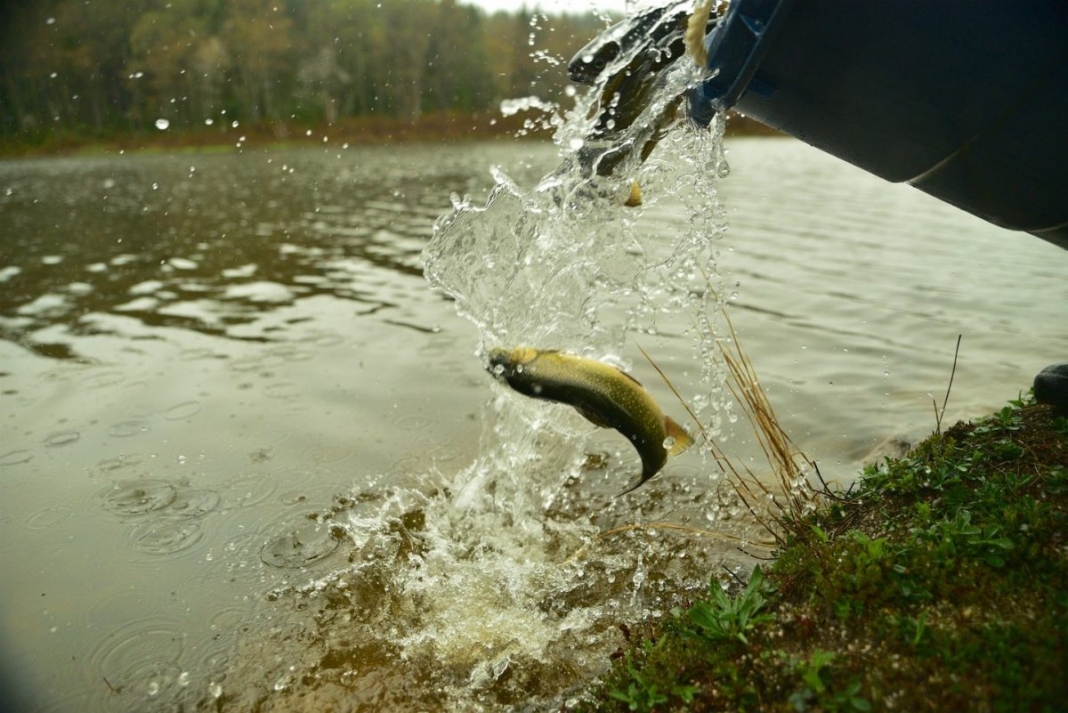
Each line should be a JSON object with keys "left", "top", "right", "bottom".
{"left": 784, "top": 650, "right": 871, "bottom": 712}
{"left": 973, "top": 405, "right": 1023, "bottom": 435}
{"left": 683, "top": 566, "right": 774, "bottom": 645}
{"left": 608, "top": 666, "right": 695, "bottom": 712}
{"left": 573, "top": 398, "right": 1068, "bottom": 712}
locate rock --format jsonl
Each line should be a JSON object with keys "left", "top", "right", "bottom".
{"left": 1033, "top": 362, "right": 1068, "bottom": 416}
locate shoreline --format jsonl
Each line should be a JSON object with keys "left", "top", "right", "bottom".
{"left": 570, "top": 394, "right": 1068, "bottom": 711}
{"left": 0, "top": 111, "right": 782, "bottom": 160}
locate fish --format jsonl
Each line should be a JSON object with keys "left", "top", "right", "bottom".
{"left": 487, "top": 347, "right": 695, "bottom": 493}
{"left": 567, "top": 0, "right": 722, "bottom": 178}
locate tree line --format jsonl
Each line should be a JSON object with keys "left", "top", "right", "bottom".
{"left": 0, "top": 0, "right": 607, "bottom": 142}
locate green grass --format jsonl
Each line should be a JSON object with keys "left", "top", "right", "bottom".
{"left": 571, "top": 397, "right": 1068, "bottom": 712}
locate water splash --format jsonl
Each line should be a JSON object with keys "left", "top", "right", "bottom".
{"left": 158, "top": 9, "right": 751, "bottom": 712}
{"left": 320, "top": 15, "right": 748, "bottom": 708}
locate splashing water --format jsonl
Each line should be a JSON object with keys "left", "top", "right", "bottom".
{"left": 219, "top": 12, "right": 760, "bottom": 713}
{"left": 334, "top": 23, "right": 746, "bottom": 708}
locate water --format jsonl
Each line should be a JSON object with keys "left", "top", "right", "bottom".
{"left": 1, "top": 133, "right": 1066, "bottom": 711}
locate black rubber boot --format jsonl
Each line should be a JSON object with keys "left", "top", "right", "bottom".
{"left": 1033, "top": 363, "right": 1068, "bottom": 417}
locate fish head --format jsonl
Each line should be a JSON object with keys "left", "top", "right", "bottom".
{"left": 568, "top": 1, "right": 691, "bottom": 87}
{"left": 486, "top": 347, "right": 539, "bottom": 381}
{"left": 566, "top": 1, "right": 721, "bottom": 177}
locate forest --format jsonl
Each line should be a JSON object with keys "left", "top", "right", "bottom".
{"left": 0, "top": 0, "right": 608, "bottom": 148}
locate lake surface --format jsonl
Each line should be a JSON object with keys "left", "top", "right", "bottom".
{"left": 1, "top": 137, "right": 1065, "bottom": 711}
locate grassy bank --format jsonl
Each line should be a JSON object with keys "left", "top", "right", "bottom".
{"left": 571, "top": 395, "right": 1068, "bottom": 712}
{"left": 0, "top": 111, "right": 779, "bottom": 159}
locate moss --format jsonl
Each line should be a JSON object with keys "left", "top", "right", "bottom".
{"left": 571, "top": 398, "right": 1068, "bottom": 712}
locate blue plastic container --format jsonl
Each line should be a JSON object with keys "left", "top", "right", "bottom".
{"left": 694, "top": 0, "right": 1068, "bottom": 248}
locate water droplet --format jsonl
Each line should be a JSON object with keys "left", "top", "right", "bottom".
{"left": 154, "top": 118, "right": 170, "bottom": 130}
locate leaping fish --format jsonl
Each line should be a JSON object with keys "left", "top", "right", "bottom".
{"left": 487, "top": 347, "right": 694, "bottom": 493}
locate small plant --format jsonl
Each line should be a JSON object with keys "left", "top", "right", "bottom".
{"left": 974, "top": 405, "right": 1023, "bottom": 435}
{"left": 922, "top": 509, "right": 1015, "bottom": 567}
{"left": 788, "top": 650, "right": 871, "bottom": 712}
{"left": 685, "top": 565, "right": 774, "bottom": 645}
{"left": 608, "top": 667, "right": 667, "bottom": 712}
{"left": 608, "top": 666, "right": 695, "bottom": 713}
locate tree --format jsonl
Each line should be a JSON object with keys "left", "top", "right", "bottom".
{"left": 221, "top": 0, "right": 295, "bottom": 124}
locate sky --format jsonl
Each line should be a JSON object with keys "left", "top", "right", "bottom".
{"left": 461, "top": 0, "right": 628, "bottom": 15}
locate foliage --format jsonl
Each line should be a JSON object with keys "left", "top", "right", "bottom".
{"left": 0, "top": 0, "right": 606, "bottom": 142}
{"left": 683, "top": 566, "right": 774, "bottom": 645}
{"left": 572, "top": 399, "right": 1068, "bottom": 712}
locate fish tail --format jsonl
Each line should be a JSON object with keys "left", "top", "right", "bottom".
{"left": 664, "top": 416, "right": 694, "bottom": 456}
{"left": 618, "top": 417, "right": 694, "bottom": 496}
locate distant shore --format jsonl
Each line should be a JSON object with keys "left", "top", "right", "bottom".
{"left": 0, "top": 111, "right": 782, "bottom": 160}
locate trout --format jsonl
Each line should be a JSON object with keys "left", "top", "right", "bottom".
{"left": 566, "top": 0, "right": 722, "bottom": 178}
{"left": 487, "top": 347, "right": 694, "bottom": 493}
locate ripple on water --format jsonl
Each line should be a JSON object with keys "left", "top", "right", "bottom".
{"left": 0, "top": 449, "right": 33, "bottom": 467}
{"left": 226, "top": 355, "right": 268, "bottom": 373}
{"left": 391, "top": 413, "right": 435, "bottom": 432}
{"left": 101, "top": 480, "right": 178, "bottom": 516}
{"left": 89, "top": 452, "right": 148, "bottom": 478}
{"left": 178, "top": 347, "right": 227, "bottom": 362}
{"left": 231, "top": 352, "right": 289, "bottom": 373}
{"left": 208, "top": 606, "right": 250, "bottom": 634}
{"left": 24, "top": 504, "right": 74, "bottom": 530}
{"left": 300, "top": 442, "right": 357, "bottom": 466}
{"left": 43, "top": 429, "right": 80, "bottom": 448}
{"left": 266, "top": 344, "right": 315, "bottom": 362}
{"left": 89, "top": 614, "right": 187, "bottom": 683}
{"left": 242, "top": 426, "right": 292, "bottom": 446}
{"left": 263, "top": 380, "right": 302, "bottom": 400}
{"left": 127, "top": 519, "right": 204, "bottom": 557}
{"left": 163, "top": 400, "right": 202, "bottom": 421}
{"left": 108, "top": 420, "right": 151, "bottom": 438}
{"left": 80, "top": 586, "right": 152, "bottom": 632}
{"left": 39, "top": 367, "right": 78, "bottom": 383}
{"left": 304, "top": 331, "right": 344, "bottom": 348}
{"left": 82, "top": 371, "right": 127, "bottom": 390}
{"left": 85, "top": 616, "right": 187, "bottom": 697}
{"left": 166, "top": 489, "right": 221, "bottom": 519}
{"left": 259, "top": 514, "right": 345, "bottom": 569}
{"left": 223, "top": 470, "right": 280, "bottom": 509}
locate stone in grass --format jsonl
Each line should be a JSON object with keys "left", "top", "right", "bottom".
{"left": 1033, "top": 362, "right": 1068, "bottom": 417}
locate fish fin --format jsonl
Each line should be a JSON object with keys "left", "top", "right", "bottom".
{"left": 664, "top": 416, "right": 694, "bottom": 457}
{"left": 625, "top": 180, "right": 643, "bottom": 207}
{"left": 617, "top": 474, "right": 649, "bottom": 496}
{"left": 574, "top": 405, "right": 612, "bottom": 429}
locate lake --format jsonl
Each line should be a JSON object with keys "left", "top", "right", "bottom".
{"left": 1, "top": 136, "right": 1065, "bottom": 711}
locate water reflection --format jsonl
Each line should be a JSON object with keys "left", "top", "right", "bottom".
{"left": 0, "top": 144, "right": 494, "bottom": 360}
{"left": 1, "top": 138, "right": 1065, "bottom": 712}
